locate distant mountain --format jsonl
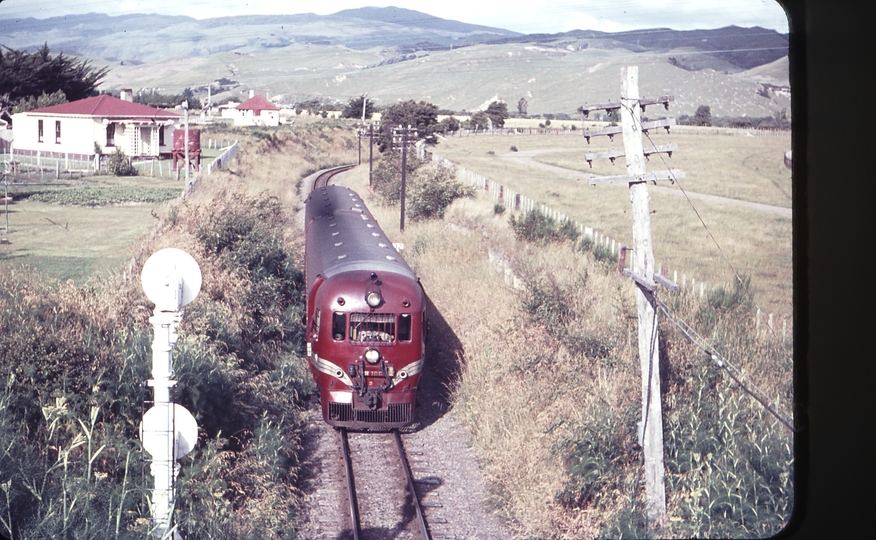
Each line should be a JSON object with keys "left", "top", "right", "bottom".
{"left": 493, "top": 25, "right": 789, "bottom": 71}
{"left": 0, "top": 8, "right": 521, "bottom": 62}
{"left": 0, "top": 9, "right": 785, "bottom": 70}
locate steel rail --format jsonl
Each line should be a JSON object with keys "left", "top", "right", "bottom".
{"left": 313, "top": 164, "right": 356, "bottom": 190}
{"left": 340, "top": 428, "right": 362, "bottom": 540}
{"left": 394, "top": 430, "right": 431, "bottom": 540}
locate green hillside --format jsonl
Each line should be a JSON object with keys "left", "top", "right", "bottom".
{"left": 99, "top": 42, "right": 789, "bottom": 117}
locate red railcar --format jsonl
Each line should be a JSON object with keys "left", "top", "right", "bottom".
{"left": 304, "top": 185, "right": 426, "bottom": 429}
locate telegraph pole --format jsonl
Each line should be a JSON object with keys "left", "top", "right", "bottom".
{"left": 580, "top": 66, "right": 684, "bottom": 531}
{"left": 369, "top": 123, "right": 374, "bottom": 186}
{"left": 392, "top": 125, "right": 417, "bottom": 232}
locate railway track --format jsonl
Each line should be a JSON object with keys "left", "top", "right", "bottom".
{"left": 340, "top": 429, "right": 432, "bottom": 540}
{"left": 313, "top": 164, "right": 356, "bottom": 190}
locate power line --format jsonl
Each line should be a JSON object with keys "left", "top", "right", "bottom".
{"left": 636, "top": 119, "right": 794, "bottom": 362}
{"left": 654, "top": 296, "right": 794, "bottom": 431}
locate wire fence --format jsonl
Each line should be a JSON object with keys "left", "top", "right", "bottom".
{"left": 433, "top": 152, "right": 791, "bottom": 342}
{"left": 2, "top": 139, "right": 239, "bottom": 180}
{"left": 438, "top": 125, "right": 790, "bottom": 139}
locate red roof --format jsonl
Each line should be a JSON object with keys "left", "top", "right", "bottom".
{"left": 235, "top": 94, "right": 280, "bottom": 113}
{"left": 29, "top": 95, "right": 180, "bottom": 118}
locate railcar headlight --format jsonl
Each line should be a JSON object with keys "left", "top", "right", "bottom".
{"left": 364, "top": 348, "right": 380, "bottom": 364}
{"left": 365, "top": 291, "right": 382, "bottom": 308}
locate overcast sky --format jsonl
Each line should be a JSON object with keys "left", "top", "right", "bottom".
{"left": 0, "top": 0, "right": 790, "bottom": 34}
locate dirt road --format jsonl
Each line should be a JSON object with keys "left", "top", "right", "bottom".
{"left": 500, "top": 149, "right": 792, "bottom": 218}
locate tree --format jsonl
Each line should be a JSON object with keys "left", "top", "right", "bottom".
{"left": 341, "top": 95, "right": 374, "bottom": 120}
{"left": 694, "top": 105, "right": 712, "bottom": 126}
{"left": 0, "top": 44, "right": 108, "bottom": 108}
{"left": 376, "top": 100, "right": 440, "bottom": 152}
{"left": 12, "top": 89, "right": 67, "bottom": 113}
{"left": 437, "top": 116, "right": 460, "bottom": 133}
{"left": 135, "top": 91, "right": 202, "bottom": 109}
{"left": 485, "top": 101, "right": 508, "bottom": 128}
{"left": 469, "top": 111, "right": 491, "bottom": 131}
{"left": 518, "top": 96, "right": 528, "bottom": 115}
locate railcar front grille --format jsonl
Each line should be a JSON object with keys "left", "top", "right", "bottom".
{"left": 328, "top": 402, "right": 412, "bottom": 424}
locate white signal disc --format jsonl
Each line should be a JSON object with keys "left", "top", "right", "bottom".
{"left": 140, "top": 404, "right": 199, "bottom": 459}
{"left": 141, "top": 248, "right": 202, "bottom": 309}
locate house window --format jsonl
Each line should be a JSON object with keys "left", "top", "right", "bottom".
{"left": 106, "top": 123, "right": 115, "bottom": 146}
{"left": 38, "top": 120, "right": 43, "bottom": 142}
{"left": 158, "top": 126, "right": 165, "bottom": 146}
{"left": 55, "top": 121, "right": 61, "bottom": 144}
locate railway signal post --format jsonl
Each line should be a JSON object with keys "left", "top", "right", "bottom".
{"left": 140, "top": 248, "right": 202, "bottom": 540}
{"left": 580, "top": 66, "right": 684, "bottom": 531}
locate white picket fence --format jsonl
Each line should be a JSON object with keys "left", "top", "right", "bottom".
{"left": 204, "top": 140, "right": 238, "bottom": 175}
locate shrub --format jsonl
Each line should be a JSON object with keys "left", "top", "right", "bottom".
{"left": 593, "top": 242, "right": 616, "bottom": 265}
{"left": 370, "top": 153, "right": 419, "bottom": 205}
{"left": 509, "top": 211, "right": 579, "bottom": 245}
{"left": 105, "top": 146, "right": 136, "bottom": 176}
{"left": 407, "top": 165, "right": 475, "bottom": 221}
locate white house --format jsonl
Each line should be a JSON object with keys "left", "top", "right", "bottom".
{"left": 232, "top": 94, "right": 280, "bottom": 126}
{"left": 10, "top": 93, "right": 181, "bottom": 160}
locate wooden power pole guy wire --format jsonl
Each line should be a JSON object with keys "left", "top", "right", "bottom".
{"left": 580, "top": 66, "right": 684, "bottom": 530}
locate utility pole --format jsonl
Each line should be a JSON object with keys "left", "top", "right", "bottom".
{"left": 357, "top": 123, "right": 378, "bottom": 184}
{"left": 392, "top": 125, "right": 417, "bottom": 232}
{"left": 580, "top": 66, "right": 684, "bottom": 531}
{"left": 369, "top": 122, "right": 374, "bottom": 186}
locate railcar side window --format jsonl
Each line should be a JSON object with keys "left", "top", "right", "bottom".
{"left": 332, "top": 312, "right": 346, "bottom": 341}
{"left": 349, "top": 313, "right": 395, "bottom": 343}
{"left": 398, "top": 314, "right": 412, "bottom": 342}
{"left": 312, "top": 309, "right": 320, "bottom": 339}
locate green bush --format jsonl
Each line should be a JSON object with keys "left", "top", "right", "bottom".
{"left": 106, "top": 147, "right": 136, "bottom": 176}
{"left": 509, "top": 211, "right": 580, "bottom": 245}
{"left": 370, "top": 153, "right": 419, "bottom": 205}
{"left": 407, "top": 165, "right": 475, "bottom": 221}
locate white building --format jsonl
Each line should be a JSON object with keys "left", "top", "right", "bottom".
{"left": 10, "top": 93, "right": 181, "bottom": 160}
{"left": 232, "top": 94, "right": 280, "bottom": 126}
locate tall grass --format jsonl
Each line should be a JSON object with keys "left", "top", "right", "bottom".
{"left": 344, "top": 165, "right": 793, "bottom": 539}
{"left": 0, "top": 123, "right": 358, "bottom": 539}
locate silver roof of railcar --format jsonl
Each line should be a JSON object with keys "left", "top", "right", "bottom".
{"left": 305, "top": 185, "right": 416, "bottom": 291}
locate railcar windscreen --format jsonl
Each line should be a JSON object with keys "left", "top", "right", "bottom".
{"left": 350, "top": 313, "right": 396, "bottom": 343}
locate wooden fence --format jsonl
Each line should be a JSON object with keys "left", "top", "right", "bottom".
{"left": 432, "top": 153, "right": 789, "bottom": 340}
{"left": 440, "top": 126, "right": 791, "bottom": 139}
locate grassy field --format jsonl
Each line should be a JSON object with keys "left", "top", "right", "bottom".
{"left": 432, "top": 129, "right": 794, "bottom": 318}
{"left": 0, "top": 142, "right": 233, "bottom": 283}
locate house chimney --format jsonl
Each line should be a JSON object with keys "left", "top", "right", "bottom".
{"left": 249, "top": 90, "right": 255, "bottom": 99}
{"left": 120, "top": 89, "right": 133, "bottom": 102}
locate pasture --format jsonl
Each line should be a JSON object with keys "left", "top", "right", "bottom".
{"left": 432, "top": 128, "right": 793, "bottom": 317}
